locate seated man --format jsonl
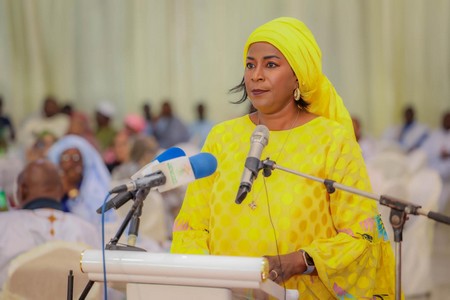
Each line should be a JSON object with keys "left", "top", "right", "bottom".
{"left": 0, "top": 159, "right": 101, "bottom": 287}
{"left": 421, "top": 111, "right": 450, "bottom": 212}
{"left": 382, "top": 105, "right": 429, "bottom": 153}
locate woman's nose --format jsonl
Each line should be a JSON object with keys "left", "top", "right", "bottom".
{"left": 251, "top": 66, "right": 264, "bottom": 81}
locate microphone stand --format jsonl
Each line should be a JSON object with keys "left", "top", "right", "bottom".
{"left": 261, "top": 159, "right": 450, "bottom": 300}
{"left": 106, "top": 187, "right": 149, "bottom": 251}
{"left": 78, "top": 188, "right": 151, "bottom": 300}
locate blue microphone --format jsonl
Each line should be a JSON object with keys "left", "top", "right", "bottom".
{"left": 110, "top": 152, "right": 217, "bottom": 193}
{"left": 98, "top": 147, "right": 187, "bottom": 213}
{"left": 131, "top": 147, "right": 186, "bottom": 180}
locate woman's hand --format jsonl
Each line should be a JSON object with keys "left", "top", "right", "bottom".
{"left": 264, "top": 251, "right": 306, "bottom": 284}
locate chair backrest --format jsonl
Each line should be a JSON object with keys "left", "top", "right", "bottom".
{"left": 402, "top": 168, "right": 442, "bottom": 296}
{"left": 405, "top": 149, "right": 428, "bottom": 175}
{"left": 1, "top": 241, "right": 101, "bottom": 300}
{"left": 366, "top": 151, "right": 409, "bottom": 183}
{"left": 407, "top": 168, "right": 442, "bottom": 211}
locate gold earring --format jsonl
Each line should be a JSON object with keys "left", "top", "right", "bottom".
{"left": 294, "top": 88, "right": 301, "bottom": 101}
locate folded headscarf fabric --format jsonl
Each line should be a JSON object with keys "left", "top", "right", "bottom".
{"left": 243, "top": 17, "right": 354, "bottom": 137}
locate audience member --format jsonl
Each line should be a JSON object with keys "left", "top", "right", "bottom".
{"left": 67, "top": 110, "right": 100, "bottom": 150}
{"left": 124, "top": 113, "right": 146, "bottom": 137}
{"left": 110, "top": 135, "right": 170, "bottom": 248}
{"left": 421, "top": 111, "right": 450, "bottom": 212}
{"left": 107, "top": 130, "right": 132, "bottom": 173}
{"left": 142, "top": 102, "right": 156, "bottom": 137}
{"left": 352, "top": 116, "right": 379, "bottom": 161}
{"left": 25, "top": 131, "right": 58, "bottom": 163}
{"left": 17, "top": 95, "right": 70, "bottom": 151}
{"left": 112, "top": 135, "right": 159, "bottom": 181}
{"left": 107, "top": 111, "right": 151, "bottom": 173}
{"left": 153, "top": 100, "right": 190, "bottom": 149}
{"left": 383, "top": 105, "right": 429, "bottom": 153}
{"left": 189, "top": 102, "right": 214, "bottom": 149}
{"left": 60, "top": 102, "right": 74, "bottom": 116}
{"left": 0, "top": 157, "right": 24, "bottom": 211}
{"left": 0, "top": 96, "right": 16, "bottom": 154}
{"left": 0, "top": 159, "right": 101, "bottom": 287}
{"left": 47, "top": 135, "right": 118, "bottom": 227}
{"left": 95, "top": 100, "right": 117, "bottom": 160}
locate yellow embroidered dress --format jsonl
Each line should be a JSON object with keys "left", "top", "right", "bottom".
{"left": 172, "top": 115, "right": 395, "bottom": 299}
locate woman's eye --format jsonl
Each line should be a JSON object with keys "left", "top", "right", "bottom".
{"left": 267, "top": 62, "right": 277, "bottom": 68}
{"left": 246, "top": 62, "right": 255, "bottom": 69}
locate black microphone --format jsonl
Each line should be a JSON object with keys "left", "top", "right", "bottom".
{"left": 127, "top": 196, "right": 143, "bottom": 246}
{"left": 235, "top": 125, "right": 270, "bottom": 204}
{"left": 96, "top": 191, "right": 136, "bottom": 214}
{"left": 110, "top": 171, "right": 166, "bottom": 194}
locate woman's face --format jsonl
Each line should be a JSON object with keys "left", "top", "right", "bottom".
{"left": 244, "top": 42, "right": 298, "bottom": 114}
{"left": 60, "top": 148, "right": 83, "bottom": 170}
{"left": 114, "top": 131, "right": 130, "bottom": 163}
{"left": 59, "top": 148, "right": 83, "bottom": 187}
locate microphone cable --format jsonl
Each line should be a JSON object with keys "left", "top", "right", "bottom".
{"left": 100, "top": 192, "right": 111, "bottom": 300}
{"left": 262, "top": 176, "right": 287, "bottom": 300}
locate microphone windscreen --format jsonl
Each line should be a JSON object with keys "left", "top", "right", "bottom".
{"left": 132, "top": 147, "right": 186, "bottom": 180}
{"left": 154, "top": 147, "right": 186, "bottom": 162}
{"left": 189, "top": 152, "right": 218, "bottom": 179}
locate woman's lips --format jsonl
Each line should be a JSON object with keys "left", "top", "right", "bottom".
{"left": 251, "top": 89, "right": 268, "bottom": 96}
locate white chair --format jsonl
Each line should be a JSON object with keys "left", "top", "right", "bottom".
{"left": 402, "top": 168, "right": 442, "bottom": 297}
{"left": 1, "top": 241, "right": 102, "bottom": 300}
{"left": 366, "top": 151, "right": 409, "bottom": 183}
{"left": 405, "top": 149, "right": 428, "bottom": 175}
{"left": 367, "top": 150, "right": 443, "bottom": 297}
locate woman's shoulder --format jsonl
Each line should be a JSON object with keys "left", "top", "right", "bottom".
{"left": 304, "top": 115, "right": 349, "bottom": 130}
{"left": 209, "top": 115, "right": 253, "bottom": 133}
{"left": 302, "top": 116, "right": 356, "bottom": 141}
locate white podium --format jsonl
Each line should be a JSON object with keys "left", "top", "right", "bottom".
{"left": 80, "top": 250, "right": 299, "bottom": 300}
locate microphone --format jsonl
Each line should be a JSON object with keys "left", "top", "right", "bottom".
{"left": 97, "top": 147, "right": 186, "bottom": 214}
{"left": 109, "top": 152, "right": 218, "bottom": 194}
{"left": 131, "top": 147, "right": 186, "bottom": 180}
{"left": 235, "top": 125, "right": 270, "bottom": 204}
{"left": 96, "top": 190, "right": 136, "bottom": 214}
{"left": 127, "top": 195, "right": 143, "bottom": 247}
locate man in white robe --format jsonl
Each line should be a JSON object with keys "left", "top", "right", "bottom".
{"left": 0, "top": 159, "right": 101, "bottom": 288}
{"left": 421, "top": 111, "right": 450, "bottom": 212}
{"left": 383, "top": 106, "right": 429, "bottom": 153}
{"left": 16, "top": 96, "right": 70, "bottom": 151}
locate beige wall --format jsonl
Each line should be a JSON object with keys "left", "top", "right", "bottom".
{"left": 0, "top": 0, "right": 449, "bottom": 137}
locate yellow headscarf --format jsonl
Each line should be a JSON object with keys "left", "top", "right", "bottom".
{"left": 243, "top": 17, "right": 354, "bottom": 137}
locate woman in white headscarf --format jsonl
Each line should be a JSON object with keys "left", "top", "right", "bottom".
{"left": 47, "top": 134, "right": 118, "bottom": 227}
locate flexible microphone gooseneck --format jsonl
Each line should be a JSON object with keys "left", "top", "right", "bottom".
{"left": 235, "top": 125, "right": 270, "bottom": 204}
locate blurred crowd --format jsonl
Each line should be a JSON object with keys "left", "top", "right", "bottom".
{"left": 352, "top": 105, "right": 450, "bottom": 213}
{"left": 0, "top": 95, "right": 449, "bottom": 297}
{"left": 352, "top": 106, "right": 450, "bottom": 298}
{"left": 0, "top": 95, "right": 215, "bottom": 290}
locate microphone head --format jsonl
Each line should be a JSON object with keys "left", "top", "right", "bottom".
{"left": 154, "top": 147, "right": 186, "bottom": 163}
{"left": 189, "top": 152, "right": 218, "bottom": 179}
{"left": 252, "top": 125, "right": 270, "bottom": 146}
